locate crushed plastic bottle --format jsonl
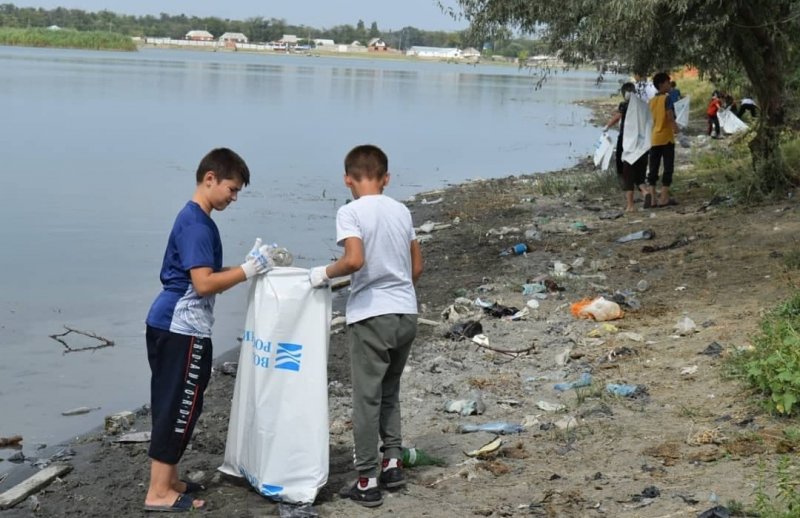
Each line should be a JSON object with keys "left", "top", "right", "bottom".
{"left": 457, "top": 421, "right": 525, "bottom": 434}
{"left": 554, "top": 372, "right": 592, "bottom": 392}
{"left": 268, "top": 245, "right": 294, "bottom": 266}
{"left": 616, "top": 230, "right": 655, "bottom": 243}
{"left": 499, "top": 243, "right": 528, "bottom": 256}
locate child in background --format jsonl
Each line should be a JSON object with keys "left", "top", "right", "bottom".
{"left": 647, "top": 72, "right": 680, "bottom": 208}
{"left": 707, "top": 91, "right": 722, "bottom": 138}
{"left": 309, "top": 145, "right": 424, "bottom": 508}
{"left": 603, "top": 82, "right": 648, "bottom": 212}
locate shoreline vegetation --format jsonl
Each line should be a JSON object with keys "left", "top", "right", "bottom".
{"left": 0, "top": 27, "right": 136, "bottom": 51}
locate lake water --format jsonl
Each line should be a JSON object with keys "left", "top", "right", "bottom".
{"left": 0, "top": 46, "right": 619, "bottom": 470}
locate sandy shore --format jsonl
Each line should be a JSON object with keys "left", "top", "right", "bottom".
{"left": 2, "top": 106, "right": 799, "bottom": 517}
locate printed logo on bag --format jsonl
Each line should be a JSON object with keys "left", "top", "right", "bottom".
{"left": 240, "top": 467, "right": 284, "bottom": 498}
{"left": 242, "top": 330, "right": 303, "bottom": 372}
{"left": 275, "top": 342, "right": 303, "bottom": 372}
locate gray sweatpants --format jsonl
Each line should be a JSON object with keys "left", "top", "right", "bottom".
{"left": 349, "top": 313, "right": 417, "bottom": 477}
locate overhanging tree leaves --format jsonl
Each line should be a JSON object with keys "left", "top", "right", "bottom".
{"left": 453, "top": 0, "right": 800, "bottom": 193}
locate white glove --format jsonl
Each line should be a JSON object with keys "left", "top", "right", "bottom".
{"left": 241, "top": 244, "right": 274, "bottom": 279}
{"left": 309, "top": 266, "right": 330, "bottom": 288}
{"left": 245, "top": 238, "right": 263, "bottom": 262}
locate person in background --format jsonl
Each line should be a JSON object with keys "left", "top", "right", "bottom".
{"left": 647, "top": 72, "right": 680, "bottom": 208}
{"left": 143, "top": 148, "right": 273, "bottom": 513}
{"left": 707, "top": 91, "right": 722, "bottom": 139}
{"left": 309, "top": 145, "right": 423, "bottom": 508}
{"left": 723, "top": 93, "right": 737, "bottom": 116}
{"left": 668, "top": 80, "right": 682, "bottom": 118}
{"left": 603, "top": 82, "right": 649, "bottom": 212}
{"left": 738, "top": 96, "right": 759, "bottom": 119}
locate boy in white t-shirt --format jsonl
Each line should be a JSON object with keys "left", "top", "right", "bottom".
{"left": 309, "top": 144, "right": 424, "bottom": 507}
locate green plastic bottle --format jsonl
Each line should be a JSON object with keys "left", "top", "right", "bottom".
{"left": 401, "top": 447, "right": 444, "bottom": 467}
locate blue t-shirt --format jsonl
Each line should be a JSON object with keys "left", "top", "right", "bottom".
{"left": 668, "top": 89, "right": 681, "bottom": 105}
{"left": 146, "top": 201, "right": 222, "bottom": 337}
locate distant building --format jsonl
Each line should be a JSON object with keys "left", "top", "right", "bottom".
{"left": 219, "top": 32, "right": 248, "bottom": 44}
{"left": 185, "top": 30, "right": 213, "bottom": 41}
{"left": 313, "top": 38, "right": 335, "bottom": 47}
{"left": 407, "top": 46, "right": 462, "bottom": 59}
{"left": 462, "top": 47, "right": 481, "bottom": 59}
{"left": 368, "top": 38, "right": 387, "bottom": 50}
{"left": 351, "top": 40, "right": 363, "bottom": 47}
{"left": 281, "top": 34, "right": 299, "bottom": 44}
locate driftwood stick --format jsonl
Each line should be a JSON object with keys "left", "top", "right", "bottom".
{"left": 473, "top": 342, "right": 536, "bottom": 356}
{"left": 48, "top": 326, "right": 115, "bottom": 353}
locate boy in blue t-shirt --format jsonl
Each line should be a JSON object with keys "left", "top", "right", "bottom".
{"left": 309, "top": 145, "right": 424, "bottom": 508}
{"left": 143, "top": 148, "right": 273, "bottom": 512}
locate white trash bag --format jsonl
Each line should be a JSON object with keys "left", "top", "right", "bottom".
{"left": 219, "top": 268, "right": 332, "bottom": 504}
{"left": 622, "top": 95, "right": 652, "bottom": 165}
{"left": 719, "top": 107, "right": 748, "bottom": 134}
{"left": 593, "top": 132, "right": 614, "bottom": 171}
{"left": 674, "top": 96, "right": 690, "bottom": 129}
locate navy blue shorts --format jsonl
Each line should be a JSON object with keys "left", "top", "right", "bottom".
{"left": 146, "top": 326, "right": 213, "bottom": 465}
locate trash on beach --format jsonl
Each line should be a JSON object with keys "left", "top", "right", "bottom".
{"left": 482, "top": 302, "right": 520, "bottom": 319}
{"left": 471, "top": 334, "right": 490, "bottom": 347}
{"left": 49, "top": 326, "right": 114, "bottom": 354}
{"left": 618, "top": 332, "right": 644, "bottom": 342}
{"left": 536, "top": 401, "right": 566, "bottom": 412}
{"left": 417, "top": 221, "right": 437, "bottom": 233}
{"left": 611, "top": 290, "right": 641, "bottom": 310}
{"left": 499, "top": 243, "right": 528, "bottom": 257}
{"left": 571, "top": 297, "right": 623, "bottom": 321}
{"left": 636, "top": 279, "right": 649, "bottom": 292}
{"left": 6, "top": 452, "right": 25, "bottom": 463}
{"left": 445, "top": 320, "right": 483, "bottom": 341}
{"left": 444, "top": 392, "right": 486, "bottom": 416}
{"left": 61, "top": 406, "right": 100, "bottom": 417}
{"left": 503, "top": 307, "right": 529, "bottom": 321}
{"left": 522, "top": 282, "right": 547, "bottom": 296}
{"left": 571, "top": 222, "right": 589, "bottom": 232}
{"left": 220, "top": 362, "right": 239, "bottom": 376}
{"left": 699, "top": 341, "right": 724, "bottom": 357}
{"left": 698, "top": 506, "right": 731, "bottom": 518}
{"left": 114, "top": 431, "right": 152, "bottom": 443}
{"left": 524, "top": 228, "right": 543, "bottom": 241}
{"left": 553, "top": 261, "right": 571, "bottom": 278}
{"left": 616, "top": 230, "right": 654, "bottom": 243}
{"left": 421, "top": 197, "right": 444, "bottom": 205}
{"left": 681, "top": 365, "right": 699, "bottom": 376}
{"left": 675, "top": 316, "right": 697, "bottom": 336}
{"left": 457, "top": 422, "right": 525, "bottom": 435}
{"left": 604, "top": 346, "right": 638, "bottom": 363}
{"left": 554, "top": 348, "right": 571, "bottom": 366}
{"left": 599, "top": 211, "right": 624, "bottom": 220}
{"left": 464, "top": 436, "right": 503, "bottom": 458}
{"left": 642, "top": 237, "right": 691, "bottom": 253}
{"left": 278, "top": 502, "right": 319, "bottom": 518}
{"left": 554, "top": 372, "right": 592, "bottom": 392}
{"left": 526, "top": 299, "right": 540, "bottom": 310}
{"left": 402, "top": 447, "right": 445, "bottom": 467}
{"left": 587, "top": 323, "right": 618, "bottom": 337}
{"left": 606, "top": 383, "right": 647, "bottom": 398}
{"left": 554, "top": 416, "right": 579, "bottom": 430}
{"left": 104, "top": 411, "right": 135, "bottom": 435}
{"left": 0, "top": 436, "right": 22, "bottom": 448}
{"left": 486, "top": 226, "right": 520, "bottom": 237}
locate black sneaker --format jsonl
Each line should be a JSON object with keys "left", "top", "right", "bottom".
{"left": 343, "top": 478, "right": 383, "bottom": 507}
{"left": 379, "top": 459, "right": 407, "bottom": 489}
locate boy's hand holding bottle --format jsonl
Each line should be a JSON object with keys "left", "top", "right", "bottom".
{"left": 241, "top": 238, "right": 274, "bottom": 279}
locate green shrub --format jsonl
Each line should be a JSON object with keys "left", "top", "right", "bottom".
{"left": 0, "top": 27, "right": 136, "bottom": 51}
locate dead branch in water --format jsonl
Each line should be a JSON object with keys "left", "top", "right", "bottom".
{"left": 49, "top": 326, "right": 114, "bottom": 354}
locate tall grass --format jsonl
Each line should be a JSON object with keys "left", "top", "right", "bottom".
{"left": 0, "top": 27, "right": 136, "bottom": 51}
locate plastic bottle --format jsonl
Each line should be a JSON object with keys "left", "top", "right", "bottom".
{"left": 616, "top": 230, "right": 654, "bottom": 243}
{"left": 499, "top": 243, "right": 528, "bottom": 257}
{"left": 401, "top": 447, "right": 444, "bottom": 467}
{"left": 268, "top": 245, "right": 294, "bottom": 266}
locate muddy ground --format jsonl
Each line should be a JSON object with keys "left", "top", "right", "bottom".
{"left": 3, "top": 104, "right": 800, "bottom": 517}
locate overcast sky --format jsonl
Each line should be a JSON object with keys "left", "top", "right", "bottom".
{"left": 11, "top": 0, "right": 469, "bottom": 30}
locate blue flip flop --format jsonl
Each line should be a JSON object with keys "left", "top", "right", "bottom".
{"left": 143, "top": 493, "right": 204, "bottom": 513}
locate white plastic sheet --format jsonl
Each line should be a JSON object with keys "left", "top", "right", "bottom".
{"left": 621, "top": 95, "right": 652, "bottom": 165}
{"left": 219, "top": 268, "right": 332, "bottom": 504}
{"left": 674, "top": 96, "right": 690, "bottom": 128}
{"left": 593, "top": 132, "right": 614, "bottom": 171}
{"left": 719, "top": 107, "right": 748, "bottom": 134}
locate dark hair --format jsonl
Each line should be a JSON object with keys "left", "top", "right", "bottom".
{"left": 620, "top": 82, "right": 635, "bottom": 94}
{"left": 344, "top": 144, "right": 388, "bottom": 181}
{"left": 652, "top": 72, "right": 670, "bottom": 89}
{"left": 195, "top": 147, "right": 250, "bottom": 186}
{"left": 670, "top": 81, "right": 677, "bottom": 88}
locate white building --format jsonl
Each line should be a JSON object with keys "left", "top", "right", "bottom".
{"left": 407, "top": 46, "right": 462, "bottom": 59}
{"left": 185, "top": 30, "right": 214, "bottom": 41}
{"left": 219, "top": 32, "right": 248, "bottom": 44}
{"left": 313, "top": 38, "right": 335, "bottom": 47}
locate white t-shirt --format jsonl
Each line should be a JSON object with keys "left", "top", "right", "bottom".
{"left": 336, "top": 194, "right": 418, "bottom": 325}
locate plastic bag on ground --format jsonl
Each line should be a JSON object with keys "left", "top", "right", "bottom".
{"left": 219, "top": 268, "right": 332, "bottom": 504}
{"left": 570, "top": 297, "right": 623, "bottom": 321}
{"left": 622, "top": 95, "right": 652, "bottom": 165}
{"left": 719, "top": 108, "right": 748, "bottom": 134}
{"left": 593, "top": 132, "right": 614, "bottom": 171}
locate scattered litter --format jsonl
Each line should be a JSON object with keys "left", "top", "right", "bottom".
{"left": 499, "top": 243, "right": 528, "bottom": 256}
{"left": 681, "top": 365, "right": 699, "bottom": 376}
{"left": 486, "top": 226, "right": 520, "bottom": 237}
{"left": 526, "top": 299, "right": 540, "bottom": 310}
{"left": 554, "top": 372, "right": 592, "bottom": 392}
{"left": 522, "top": 283, "right": 546, "bottom": 296}
{"left": 675, "top": 316, "right": 697, "bottom": 336}
{"left": 699, "top": 342, "right": 724, "bottom": 357}
{"left": 521, "top": 415, "right": 541, "bottom": 429}
{"left": 606, "top": 383, "right": 647, "bottom": 398}
{"left": 611, "top": 290, "right": 641, "bottom": 310}
{"left": 114, "top": 431, "right": 151, "bottom": 443}
{"left": 605, "top": 346, "right": 637, "bottom": 362}
{"left": 571, "top": 222, "right": 589, "bottom": 232}
{"left": 642, "top": 237, "right": 691, "bottom": 253}
{"left": 571, "top": 297, "right": 623, "bottom": 321}
{"left": 599, "top": 211, "right": 624, "bottom": 220}
{"left": 464, "top": 436, "right": 503, "bottom": 458}
{"left": 278, "top": 502, "right": 319, "bottom": 518}
{"left": 471, "top": 334, "right": 490, "bottom": 347}
{"left": 104, "top": 411, "right": 135, "bottom": 435}
{"left": 220, "top": 362, "right": 238, "bottom": 376}
{"left": 698, "top": 506, "right": 730, "bottom": 518}
{"left": 536, "top": 401, "right": 566, "bottom": 412}
{"left": 61, "top": 406, "right": 100, "bottom": 417}
{"left": 482, "top": 302, "right": 521, "bottom": 319}
{"left": 554, "top": 416, "right": 579, "bottom": 430}
{"left": 457, "top": 422, "right": 525, "bottom": 435}
{"left": 633, "top": 485, "right": 661, "bottom": 501}
{"left": 587, "top": 323, "right": 618, "bottom": 337}
{"left": 524, "top": 228, "right": 542, "bottom": 241}
{"left": 675, "top": 286, "right": 687, "bottom": 291}
{"left": 636, "top": 280, "right": 649, "bottom": 292}
{"left": 554, "top": 348, "right": 571, "bottom": 366}
{"left": 418, "top": 221, "right": 436, "bottom": 233}
{"left": 616, "top": 230, "right": 654, "bottom": 243}
{"left": 445, "top": 320, "right": 483, "bottom": 341}
{"left": 0, "top": 436, "right": 23, "bottom": 448}
{"left": 553, "top": 261, "right": 571, "bottom": 277}
{"left": 444, "top": 392, "right": 486, "bottom": 416}
{"left": 421, "top": 197, "right": 444, "bottom": 205}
